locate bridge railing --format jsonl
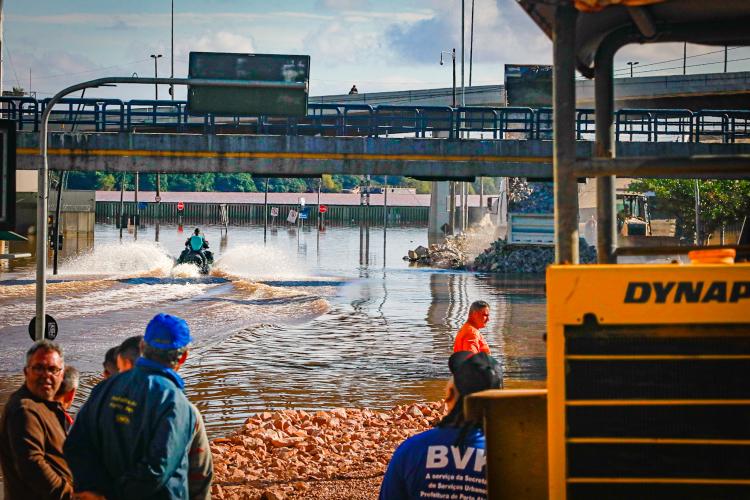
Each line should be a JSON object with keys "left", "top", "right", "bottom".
{"left": 0, "top": 96, "right": 39, "bottom": 131}
{"left": 4, "top": 95, "right": 750, "bottom": 143}
{"left": 695, "top": 110, "right": 750, "bottom": 143}
{"left": 342, "top": 104, "right": 375, "bottom": 136}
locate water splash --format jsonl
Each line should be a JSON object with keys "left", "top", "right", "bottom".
{"left": 213, "top": 244, "right": 308, "bottom": 281}
{"left": 59, "top": 242, "right": 174, "bottom": 277}
{"left": 171, "top": 263, "right": 201, "bottom": 279}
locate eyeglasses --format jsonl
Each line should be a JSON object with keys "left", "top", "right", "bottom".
{"left": 30, "top": 365, "right": 63, "bottom": 376}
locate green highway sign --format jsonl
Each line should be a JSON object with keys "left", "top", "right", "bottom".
{"left": 188, "top": 52, "right": 310, "bottom": 117}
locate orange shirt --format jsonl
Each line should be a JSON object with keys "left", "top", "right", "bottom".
{"left": 453, "top": 323, "right": 491, "bottom": 354}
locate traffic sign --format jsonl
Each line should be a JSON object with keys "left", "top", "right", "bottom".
{"left": 270, "top": 207, "right": 279, "bottom": 217}
{"left": 187, "top": 52, "right": 310, "bottom": 116}
{"left": 28, "top": 314, "right": 59, "bottom": 341}
{"left": 299, "top": 209, "right": 309, "bottom": 220}
{"left": 177, "top": 201, "right": 185, "bottom": 211}
{"left": 319, "top": 204, "right": 328, "bottom": 214}
{"left": 287, "top": 209, "right": 298, "bottom": 224}
{"left": 155, "top": 195, "right": 161, "bottom": 203}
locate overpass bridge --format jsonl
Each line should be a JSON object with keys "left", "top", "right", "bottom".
{"left": 312, "top": 71, "right": 750, "bottom": 109}
{"left": 6, "top": 96, "right": 750, "bottom": 179}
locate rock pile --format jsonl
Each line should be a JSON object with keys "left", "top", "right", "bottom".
{"left": 473, "top": 238, "right": 597, "bottom": 273}
{"left": 404, "top": 237, "right": 468, "bottom": 269}
{"left": 211, "top": 402, "right": 446, "bottom": 499}
{"left": 508, "top": 181, "right": 554, "bottom": 214}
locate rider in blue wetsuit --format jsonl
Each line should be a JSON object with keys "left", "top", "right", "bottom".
{"left": 379, "top": 351, "right": 503, "bottom": 500}
{"left": 184, "top": 228, "right": 210, "bottom": 266}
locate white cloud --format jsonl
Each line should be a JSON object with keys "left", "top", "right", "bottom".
{"left": 316, "top": 0, "right": 371, "bottom": 11}
{"left": 386, "top": 0, "right": 550, "bottom": 66}
{"left": 192, "top": 32, "right": 256, "bottom": 54}
{"left": 302, "top": 20, "right": 383, "bottom": 67}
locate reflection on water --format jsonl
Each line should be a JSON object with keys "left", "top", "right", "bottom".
{"left": 0, "top": 223, "right": 545, "bottom": 438}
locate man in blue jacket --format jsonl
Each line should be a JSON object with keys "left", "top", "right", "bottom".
{"left": 379, "top": 351, "right": 503, "bottom": 500}
{"left": 64, "top": 314, "right": 196, "bottom": 499}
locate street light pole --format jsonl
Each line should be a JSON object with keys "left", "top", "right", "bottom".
{"left": 150, "top": 54, "right": 162, "bottom": 100}
{"left": 627, "top": 61, "right": 639, "bottom": 77}
{"left": 440, "top": 49, "right": 457, "bottom": 107}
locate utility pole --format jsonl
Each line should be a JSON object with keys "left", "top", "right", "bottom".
{"left": 683, "top": 42, "right": 687, "bottom": 75}
{"left": 627, "top": 61, "right": 639, "bottom": 77}
{"left": 724, "top": 46, "right": 728, "bottom": 73}
{"left": 170, "top": 0, "right": 175, "bottom": 100}
{"left": 461, "top": 0, "right": 465, "bottom": 107}
{"left": 0, "top": 0, "right": 4, "bottom": 98}
{"left": 469, "top": 0, "right": 475, "bottom": 87}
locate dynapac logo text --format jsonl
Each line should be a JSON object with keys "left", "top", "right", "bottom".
{"left": 624, "top": 281, "right": 750, "bottom": 304}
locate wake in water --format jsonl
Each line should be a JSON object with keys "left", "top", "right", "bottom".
{"left": 59, "top": 241, "right": 174, "bottom": 277}
{"left": 212, "top": 244, "right": 309, "bottom": 281}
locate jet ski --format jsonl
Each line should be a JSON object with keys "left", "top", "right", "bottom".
{"left": 177, "top": 248, "right": 214, "bottom": 275}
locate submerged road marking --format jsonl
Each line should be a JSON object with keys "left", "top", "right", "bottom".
{"left": 17, "top": 147, "right": 552, "bottom": 164}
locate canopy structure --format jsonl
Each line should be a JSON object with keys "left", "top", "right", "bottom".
{"left": 515, "top": 0, "right": 750, "bottom": 264}
{"left": 517, "top": 0, "right": 750, "bottom": 77}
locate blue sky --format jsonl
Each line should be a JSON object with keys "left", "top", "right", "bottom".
{"left": 5, "top": 0, "right": 749, "bottom": 101}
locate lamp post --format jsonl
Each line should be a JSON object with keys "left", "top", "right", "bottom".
{"left": 627, "top": 61, "right": 639, "bottom": 77}
{"left": 150, "top": 54, "right": 162, "bottom": 100}
{"left": 440, "top": 49, "right": 456, "bottom": 107}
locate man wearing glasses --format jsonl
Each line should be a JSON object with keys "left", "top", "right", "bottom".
{"left": 0, "top": 340, "right": 73, "bottom": 499}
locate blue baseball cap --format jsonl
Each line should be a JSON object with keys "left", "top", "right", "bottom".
{"left": 144, "top": 313, "right": 192, "bottom": 350}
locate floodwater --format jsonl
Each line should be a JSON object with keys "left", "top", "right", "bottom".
{"left": 0, "top": 222, "right": 546, "bottom": 438}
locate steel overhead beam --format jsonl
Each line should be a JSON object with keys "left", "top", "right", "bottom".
{"left": 574, "top": 155, "right": 750, "bottom": 179}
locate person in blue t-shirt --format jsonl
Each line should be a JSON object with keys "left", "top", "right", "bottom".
{"left": 379, "top": 351, "right": 503, "bottom": 500}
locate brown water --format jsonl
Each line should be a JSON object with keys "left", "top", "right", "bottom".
{"left": 0, "top": 223, "right": 546, "bottom": 438}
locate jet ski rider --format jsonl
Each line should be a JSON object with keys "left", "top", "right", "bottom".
{"left": 185, "top": 228, "right": 209, "bottom": 265}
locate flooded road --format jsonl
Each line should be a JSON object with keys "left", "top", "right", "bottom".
{"left": 0, "top": 223, "right": 546, "bottom": 438}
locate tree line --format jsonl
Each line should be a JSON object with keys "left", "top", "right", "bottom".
{"left": 62, "top": 171, "right": 503, "bottom": 196}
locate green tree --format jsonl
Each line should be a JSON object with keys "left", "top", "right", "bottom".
{"left": 321, "top": 174, "right": 341, "bottom": 192}
{"left": 214, "top": 173, "right": 257, "bottom": 192}
{"left": 630, "top": 179, "right": 750, "bottom": 242}
{"left": 96, "top": 173, "right": 117, "bottom": 190}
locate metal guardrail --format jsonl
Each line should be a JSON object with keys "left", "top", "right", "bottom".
{"left": 1, "top": 95, "right": 748, "bottom": 142}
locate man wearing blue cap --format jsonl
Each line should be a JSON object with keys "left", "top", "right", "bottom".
{"left": 64, "top": 314, "right": 196, "bottom": 499}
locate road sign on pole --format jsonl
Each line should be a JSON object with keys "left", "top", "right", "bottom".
{"left": 177, "top": 201, "right": 185, "bottom": 211}
{"left": 270, "top": 207, "right": 279, "bottom": 217}
{"left": 28, "top": 314, "right": 58, "bottom": 341}
{"left": 319, "top": 204, "right": 328, "bottom": 214}
{"left": 287, "top": 209, "right": 298, "bottom": 224}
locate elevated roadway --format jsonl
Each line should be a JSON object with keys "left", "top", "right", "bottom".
{"left": 16, "top": 131, "right": 750, "bottom": 180}
{"left": 313, "top": 71, "right": 750, "bottom": 109}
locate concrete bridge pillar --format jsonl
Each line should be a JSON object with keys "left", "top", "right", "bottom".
{"left": 428, "top": 181, "right": 450, "bottom": 243}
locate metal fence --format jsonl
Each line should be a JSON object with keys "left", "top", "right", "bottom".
{"left": 2, "top": 95, "right": 749, "bottom": 143}
{"left": 95, "top": 201, "right": 429, "bottom": 226}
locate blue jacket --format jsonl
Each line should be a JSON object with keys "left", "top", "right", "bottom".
{"left": 64, "top": 358, "right": 196, "bottom": 500}
{"left": 379, "top": 426, "right": 487, "bottom": 500}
